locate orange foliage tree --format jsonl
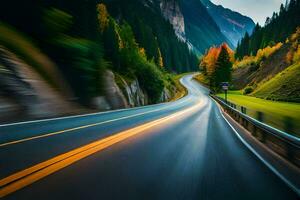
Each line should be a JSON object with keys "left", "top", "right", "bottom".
{"left": 200, "top": 43, "right": 233, "bottom": 89}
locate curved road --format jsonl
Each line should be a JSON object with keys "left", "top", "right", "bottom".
{"left": 0, "top": 75, "right": 298, "bottom": 199}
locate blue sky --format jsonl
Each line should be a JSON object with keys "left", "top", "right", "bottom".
{"left": 211, "top": 0, "right": 287, "bottom": 25}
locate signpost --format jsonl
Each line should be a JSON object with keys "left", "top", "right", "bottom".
{"left": 221, "top": 82, "right": 229, "bottom": 104}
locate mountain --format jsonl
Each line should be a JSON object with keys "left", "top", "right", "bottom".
{"left": 177, "top": 0, "right": 233, "bottom": 54}
{"left": 201, "top": 0, "right": 255, "bottom": 47}
{"left": 102, "top": 0, "right": 199, "bottom": 72}
{"left": 159, "top": 0, "right": 233, "bottom": 54}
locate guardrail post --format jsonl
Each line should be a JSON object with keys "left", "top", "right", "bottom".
{"left": 241, "top": 106, "right": 247, "bottom": 114}
{"left": 211, "top": 94, "right": 300, "bottom": 168}
{"left": 256, "top": 111, "right": 264, "bottom": 123}
{"left": 283, "top": 116, "right": 294, "bottom": 134}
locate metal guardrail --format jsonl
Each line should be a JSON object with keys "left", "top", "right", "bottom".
{"left": 211, "top": 95, "right": 300, "bottom": 168}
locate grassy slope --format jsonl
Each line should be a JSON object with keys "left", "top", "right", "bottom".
{"left": 169, "top": 73, "right": 189, "bottom": 102}
{"left": 252, "top": 62, "right": 300, "bottom": 102}
{"left": 217, "top": 90, "right": 300, "bottom": 136}
{"left": 193, "top": 73, "right": 210, "bottom": 87}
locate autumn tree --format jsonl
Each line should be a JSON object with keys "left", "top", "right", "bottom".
{"left": 213, "top": 45, "right": 233, "bottom": 89}
{"left": 97, "top": 3, "right": 109, "bottom": 33}
{"left": 200, "top": 43, "right": 233, "bottom": 90}
{"left": 157, "top": 47, "right": 164, "bottom": 68}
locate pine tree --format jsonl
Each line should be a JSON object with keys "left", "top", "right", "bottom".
{"left": 213, "top": 45, "right": 232, "bottom": 90}
{"left": 236, "top": 0, "right": 300, "bottom": 58}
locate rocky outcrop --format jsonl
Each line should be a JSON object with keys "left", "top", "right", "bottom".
{"left": 0, "top": 48, "right": 173, "bottom": 123}
{"left": 160, "top": 87, "right": 172, "bottom": 102}
{"left": 0, "top": 47, "right": 78, "bottom": 121}
{"left": 113, "top": 73, "right": 172, "bottom": 108}
{"left": 159, "top": 0, "right": 233, "bottom": 54}
{"left": 160, "top": 0, "right": 186, "bottom": 42}
{"left": 117, "top": 76, "right": 148, "bottom": 107}
{"left": 100, "top": 70, "right": 129, "bottom": 110}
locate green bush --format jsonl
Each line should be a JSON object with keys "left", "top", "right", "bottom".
{"left": 243, "top": 86, "right": 254, "bottom": 95}
{"left": 136, "top": 59, "right": 164, "bottom": 104}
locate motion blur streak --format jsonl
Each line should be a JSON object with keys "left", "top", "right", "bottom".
{"left": 0, "top": 97, "right": 190, "bottom": 148}
{"left": 0, "top": 99, "right": 202, "bottom": 198}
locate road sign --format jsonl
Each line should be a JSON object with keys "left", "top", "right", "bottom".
{"left": 221, "top": 82, "right": 229, "bottom": 87}
{"left": 222, "top": 85, "right": 229, "bottom": 91}
{"left": 221, "top": 82, "right": 229, "bottom": 91}
{"left": 221, "top": 82, "right": 229, "bottom": 103}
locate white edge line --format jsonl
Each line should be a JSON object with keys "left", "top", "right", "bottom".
{"left": 0, "top": 102, "right": 167, "bottom": 128}
{"left": 0, "top": 76, "right": 194, "bottom": 128}
{"left": 0, "top": 97, "right": 192, "bottom": 147}
{"left": 213, "top": 98, "right": 300, "bottom": 196}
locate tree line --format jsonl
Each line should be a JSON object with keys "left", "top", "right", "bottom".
{"left": 236, "top": 0, "right": 300, "bottom": 59}
{"left": 0, "top": 0, "right": 199, "bottom": 105}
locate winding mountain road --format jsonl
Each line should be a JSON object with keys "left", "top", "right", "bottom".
{"left": 0, "top": 74, "right": 298, "bottom": 199}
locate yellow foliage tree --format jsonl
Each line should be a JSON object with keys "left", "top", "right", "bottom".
{"left": 200, "top": 46, "right": 220, "bottom": 76}
{"left": 293, "top": 44, "right": 300, "bottom": 63}
{"left": 96, "top": 3, "right": 109, "bottom": 33}
{"left": 139, "top": 48, "right": 146, "bottom": 58}
{"left": 157, "top": 48, "right": 164, "bottom": 68}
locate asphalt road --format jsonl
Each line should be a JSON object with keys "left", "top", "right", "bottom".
{"left": 0, "top": 75, "right": 298, "bottom": 200}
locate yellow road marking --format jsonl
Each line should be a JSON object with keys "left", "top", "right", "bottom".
{"left": 0, "top": 98, "right": 190, "bottom": 148}
{"left": 0, "top": 101, "right": 202, "bottom": 198}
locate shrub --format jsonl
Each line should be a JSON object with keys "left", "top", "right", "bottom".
{"left": 136, "top": 59, "right": 164, "bottom": 103}
{"left": 243, "top": 86, "right": 254, "bottom": 95}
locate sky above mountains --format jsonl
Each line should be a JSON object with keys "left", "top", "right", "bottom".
{"left": 211, "top": 0, "right": 287, "bottom": 25}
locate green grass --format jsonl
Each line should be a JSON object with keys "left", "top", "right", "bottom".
{"left": 252, "top": 62, "right": 300, "bottom": 102}
{"left": 193, "top": 73, "right": 210, "bottom": 87}
{"left": 217, "top": 90, "right": 300, "bottom": 137}
{"left": 169, "top": 73, "right": 190, "bottom": 101}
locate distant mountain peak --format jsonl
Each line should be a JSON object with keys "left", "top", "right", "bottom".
{"left": 200, "top": 0, "right": 255, "bottom": 47}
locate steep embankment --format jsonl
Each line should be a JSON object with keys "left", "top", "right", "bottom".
{"left": 252, "top": 62, "right": 300, "bottom": 102}
{"left": 233, "top": 28, "right": 300, "bottom": 102}
{"left": 233, "top": 42, "right": 291, "bottom": 89}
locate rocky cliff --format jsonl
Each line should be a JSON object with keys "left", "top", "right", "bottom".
{"left": 114, "top": 73, "right": 172, "bottom": 108}
{"left": 0, "top": 47, "right": 79, "bottom": 122}
{"left": 158, "top": 0, "right": 232, "bottom": 54}
{"left": 0, "top": 46, "right": 173, "bottom": 122}
{"left": 160, "top": 0, "right": 186, "bottom": 42}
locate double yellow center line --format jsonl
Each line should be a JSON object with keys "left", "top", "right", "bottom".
{"left": 0, "top": 101, "right": 201, "bottom": 198}
{"left": 0, "top": 97, "right": 192, "bottom": 148}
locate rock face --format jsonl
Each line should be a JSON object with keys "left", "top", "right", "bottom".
{"left": 0, "top": 47, "right": 173, "bottom": 123}
{"left": 160, "top": 87, "right": 172, "bottom": 102}
{"left": 100, "top": 70, "right": 129, "bottom": 110}
{"left": 159, "top": 0, "right": 232, "bottom": 54}
{"left": 117, "top": 76, "right": 148, "bottom": 107}
{"left": 160, "top": 0, "right": 186, "bottom": 41}
{"left": 0, "top": 47, "right": 77, "bottom": 121}
{"left": 109, "top": 72, "right": 172, "bottom": 108}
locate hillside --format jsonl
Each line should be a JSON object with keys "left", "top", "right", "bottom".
{"left": 233, "top": 28, "right": 300, "bottom": 102}
{"left": 236, "top": 0, "right": 300, "bottom": 59}
{"left": 200, "top": 0, "right": 255, "bottom": 47}
{"left": 232, "top": 1, "right": 300, "bottom": 103}
{"left": 252, "top": 62, "right": 300, "bottom": 102}
{"left": 232, "top": 42, "right": 291, "bottom": 89}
